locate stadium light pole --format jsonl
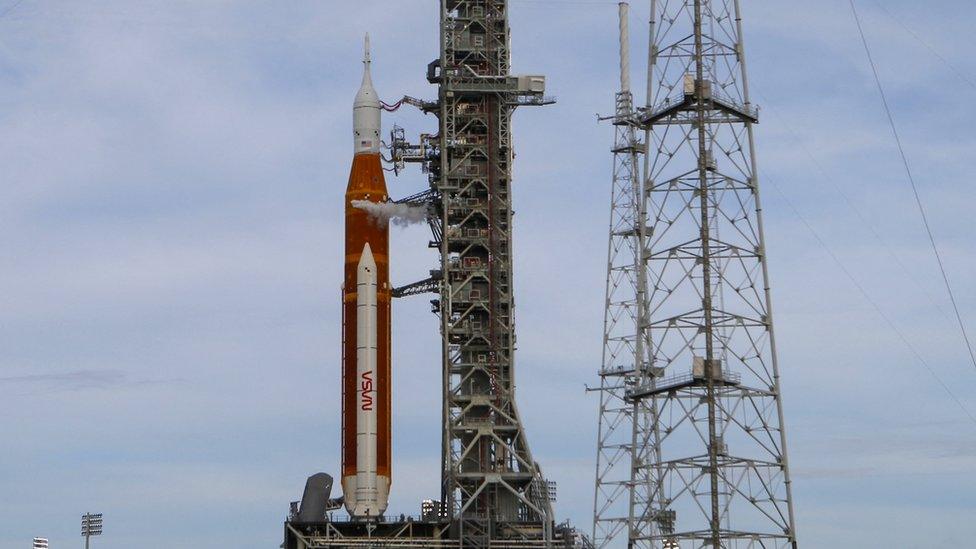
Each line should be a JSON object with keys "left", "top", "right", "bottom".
{"left": 81, "top": 513, "right": 102, "bottom": 549}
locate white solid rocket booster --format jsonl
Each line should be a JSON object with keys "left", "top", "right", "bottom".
{"left": 351, "top": 243, "right": 387, "bottom": 516}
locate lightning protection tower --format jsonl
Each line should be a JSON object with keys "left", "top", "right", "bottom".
{"left": 594, "top": 0, "right": 800, "bottom": 547}
{"left": 591, "top": 3, "right": 660, "bottom": 548}
{"left": 630, "top": 0, "right": 799, "bottom": 546}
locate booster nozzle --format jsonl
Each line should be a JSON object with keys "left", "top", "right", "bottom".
{"left": 353, "top": 33, "right": 381, "bottom": 155}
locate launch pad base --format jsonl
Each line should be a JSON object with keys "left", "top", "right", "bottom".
{"left": 284, "top": 518, "right": 449, "bottom": 549}
{"left": 284, "top": 518, "right": 590, "bottom": 549}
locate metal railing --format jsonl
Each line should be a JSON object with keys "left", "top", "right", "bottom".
{"left": 629, "top": 370, "right": 742, "bottom": 397}
{"left": 642, "top": 83, "right": 759, "bottom": 122}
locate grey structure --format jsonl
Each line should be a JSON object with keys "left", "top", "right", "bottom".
{"left": 591, "top": 4, "right": 660, "bottom": 548}
{"left": 593, "top": 1, "right": 799, "bottom": 547}
{"left": 297, "top": 473, "right": 337, "bottom": 522}
{"left": 428, "top": 1, "right": 556, "bottom": 545}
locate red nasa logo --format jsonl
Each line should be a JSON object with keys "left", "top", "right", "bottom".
{"left": 361, "top": 371, "right": 374, "bottom": 411}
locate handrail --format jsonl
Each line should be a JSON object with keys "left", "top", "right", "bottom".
{"left": 628, "top": 370, "right": 742, "bottom": 396}
{"left": 642, "top": 84, "right": 759, "bottom": 121}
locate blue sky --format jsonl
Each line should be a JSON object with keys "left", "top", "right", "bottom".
{"left": 1, "top": 1, "right": 974, "bottom": 548}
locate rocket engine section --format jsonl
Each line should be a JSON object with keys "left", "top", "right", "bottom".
{"left": 342, "top": 35, "right": 391, "bottom": 518}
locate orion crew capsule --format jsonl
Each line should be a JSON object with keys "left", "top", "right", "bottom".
{"left": 341, "top": 34, "right": 391, "bottom": 518}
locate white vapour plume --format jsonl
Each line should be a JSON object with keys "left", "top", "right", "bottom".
{"left": 351, "top": 200, "right": 428, "bottom": 228}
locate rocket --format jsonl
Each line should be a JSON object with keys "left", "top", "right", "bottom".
{"left": 341, "top": 35, "right": 391, "bottom": 518}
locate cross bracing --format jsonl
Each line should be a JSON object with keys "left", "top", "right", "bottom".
{"left": 592, "top": 6, "right": 663, "bottom": 548}
{"left": 593, "top": 1, "right": 799, "bottom": 547}
{"left": 592, "top": 91, "right": 657, "bottom": 549}
{"left": 428, "top": 1, "right": 556, "bottom": 546}
{"left": 632, "top": 0, "right": 799, "bottom": 546}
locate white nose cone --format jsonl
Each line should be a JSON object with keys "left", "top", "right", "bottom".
{"left": 354, "top": 34, "right": 381, "bottom": 155}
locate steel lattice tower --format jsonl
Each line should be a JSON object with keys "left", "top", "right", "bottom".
{"left": 429, "top": 1, "right": 555, "bottom": 545}
{"left": 591, "top": 4, "right": 661, "bottom": 548}
{"left": 594, "top": 0, "right": 799, "bottom": 547}
{"left": 636, "top": 0, "right": 798, "bottom": 546}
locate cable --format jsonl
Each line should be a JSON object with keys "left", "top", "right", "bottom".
{"left": 0, "top": 0, "right": 25, "bottom": 19}
{"left": 868, "top": 0, "right": 976, "bottom": 93}
{"left": 849, "top": 0, "right": 976, "bottom": 372}
{"left": 756, "top": 94, "right": 954, "bottom": 324}
{"left": 381, "top": 99, "right": 403, "bottom": 112}
{"left": 763, "top": 173, "right": 976, "bottom": 426}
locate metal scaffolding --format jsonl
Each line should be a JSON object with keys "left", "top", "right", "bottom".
{"left": 593, "top": 0, "right": 799, "bottom": 547}
{"left": 591, "top": 3, "right": 661, "bottom": 548}
{"left": 430, "top": 0, "right": 556, "bottom": 545}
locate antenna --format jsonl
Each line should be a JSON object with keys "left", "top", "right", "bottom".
{"left": 592, "top": 2, "right": 655, "bottom": 546}
{"left": 618, "top": 2, "right": 630, "bottom": 93}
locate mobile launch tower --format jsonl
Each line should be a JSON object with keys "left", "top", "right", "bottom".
{"left": 592, "top": 1, "right": 799, "bottom": 548}
{"left": 395, "top": 0, "right": 568, "bottom": 543}
{"left": 284, "top": 1, "right": 585, "bottom": 547}
{"left": 425, "top": 1, "right": 557, "bottom": 544}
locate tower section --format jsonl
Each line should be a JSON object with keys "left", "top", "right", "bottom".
{"left": 591, "top": 4, "right": 659, "bottom": 548}
{"left": 429, "top": 0, "right": 554, "bottom": 545}
{"left": 626, "top": 0, "right": 799, "bottom": 547}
